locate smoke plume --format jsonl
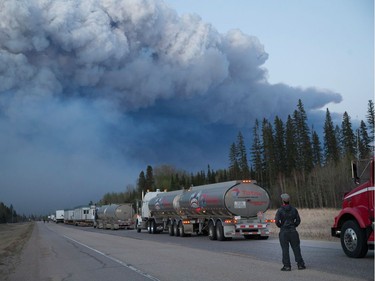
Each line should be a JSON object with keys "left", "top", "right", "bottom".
{"left": 0, "top": 0, "right": 341, "bottom": 214}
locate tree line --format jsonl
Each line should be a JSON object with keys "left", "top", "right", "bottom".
{"left": 0, "top": 202, "right": 30, "bottom": 223}
{"left": 99, "top": 99, "right": 374, "bottom": 209}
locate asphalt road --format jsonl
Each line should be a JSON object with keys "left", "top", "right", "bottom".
{"left": 8, "top": 222, "right": 374, "bottom": 281}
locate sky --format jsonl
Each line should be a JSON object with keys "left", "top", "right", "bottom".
{"left": 0, "top": 0, "right": 373, "bottom": 215}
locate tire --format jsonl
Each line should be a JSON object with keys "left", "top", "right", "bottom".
{"left": 216, "top": 221, "right": 225, "bottom": 241}
{"left": 151, "top": 220, "right": 157, "bottom": 234}
{"left": 208, "top": 221, "right": 217, "bottom": 240}
{"left": 340, "top": 220, "right": 368, "bottom": 258}
{"left": 147, "top": 220, "right": 152, "bottom": 234}
{"left": 179, "top": 221, "right": 186, "bottom": 237}
{"left": 168, "top": 222, "right": 174, "bottom": 236}
{"left": 174, "top": 221, "right": 180, "bottom": 237}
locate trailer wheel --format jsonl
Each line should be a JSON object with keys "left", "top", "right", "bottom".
{"left": 216, "top": 221, "right": 225, "bottom": 241}
{"left": 208, "top": 221, "right": 217, "bottom": 240}
{"left": 174, "top": 221, "right": 180, "bottom": 237}
{"left": 341, "top": 220, "right": 368, "bottom": 258}
{"left": 168, "top": 222, "right": 174, "bottom": 236}
{"left": 151, "top": 220, "right": 157, "bottom": 234}
{"left": 179, "top": 221, "right": 186, "bottom": 237}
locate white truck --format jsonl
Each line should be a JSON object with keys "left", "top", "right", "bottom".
{"left": 72, "top": 206, "right": 95, "bottom": 226}
{"left": 136, "top": 180, "right": 272, "bottom": 240}
{"left": 55, "top": 210, "right": 64, "bottom": 223}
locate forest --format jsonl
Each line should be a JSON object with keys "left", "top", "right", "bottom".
{"left": 99, "top": 99, "right": 374, "bottom": 209}
{"left": 0, "top": 202, "right": 30, "bottom": 223}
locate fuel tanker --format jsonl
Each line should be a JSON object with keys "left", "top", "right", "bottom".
{"left": 94, "top": 203, "right": 135, "bottom": 230}
{"left": 136, "top": 180, "right": 273, "bottom": 240}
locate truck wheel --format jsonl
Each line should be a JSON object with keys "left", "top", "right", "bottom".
{"left": 208, "top": 221, "right": 217, "bottom": 240}
{"left": 168, "top": 222, "right": 174, "bottom": 236}
{"left": 147, "top": 221, "right": 152, "bottom": 234}
{"left": 151, "top": 220, "right": 157, "bottom": 234}
{"left": 341, "top": 220, "right": 368, "bottom": 258}
{"left": 179, "top": 221, "right": 186, "bottom": 237}
{"left": 216, "top": 221, "right": 225, "bottom": 241}
{"left": 174, "top": 221, "right": 180, "bottom": 237}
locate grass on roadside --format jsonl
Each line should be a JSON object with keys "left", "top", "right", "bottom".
{"left": 0, "top": 222, "right": 35, "bottom": 277}
{"left": 266, "top": 208, "right": 339, "bottom": 241}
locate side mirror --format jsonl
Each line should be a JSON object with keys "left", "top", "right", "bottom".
{"left": 351, "top": 161, "right": 360, "bottom": 184}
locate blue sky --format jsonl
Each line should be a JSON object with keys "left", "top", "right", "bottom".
{"left": 165, "top": 0, "right": 374, "bottom": 120}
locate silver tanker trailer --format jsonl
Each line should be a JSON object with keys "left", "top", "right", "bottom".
{"left": 94, "top": 203, "right": 135, "bottom": 230}
{"left": 136, "top": 180, "right": 272, "bottom": 240}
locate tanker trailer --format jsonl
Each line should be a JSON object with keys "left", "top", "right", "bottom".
{"left": 136, "top": 189, "right": 183, "bottom": 234}
{"left": 138, "top": 180, "right": 273, "bottom": 241}
{"left": 94, "top": 203, "right": 135, "bottom": 230}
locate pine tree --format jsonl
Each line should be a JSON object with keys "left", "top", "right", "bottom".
{"left": 229, "top": 143, "right": 240, "bottom": 180}
{"left": 285, "top": 115, "right": 297, "bottom": 176}
{"left": 273, "top": 116, "right": 286, "bottom": 175}
{"left": 262, "top": 118, "right": 276, "bottom": 185}
{"left": 293, "top": 100, "right": 313, "bottom": 173}
{"left": 311, "top": 129, "right": 322, "bottom": 167}
{"left": 236, "top": 131, "right": 250, "bottom": 179}
{"left": 251, "top": 119, "right": 263, "bottom": 182}
{"left": 137, "top": 171, "right": 146, "bottom": 193}
{"left": 323, "top": 109, "right": 340, "bottom": 164}
{"left": 358, "top": 120, "right": 371, "bottom": 159}
{"left": 341, "top": 111, "right": 356, "bottom": 158}
{"left": 145, "top": 165, "right": 155, "bottom": 191}
{"left": 367, "top": 100, "right": 374, "bottom": 147}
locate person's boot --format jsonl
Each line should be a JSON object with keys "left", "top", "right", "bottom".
{"left": 281, "top": 266, "right": 291, "bottom": 271}
{"left": 298, "top": 264, "right": 306, "bottom": 270}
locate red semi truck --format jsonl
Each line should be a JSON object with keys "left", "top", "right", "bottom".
{"left": 331, "top": 158, "right": 374, "bottom": 258}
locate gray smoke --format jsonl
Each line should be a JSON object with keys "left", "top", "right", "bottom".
{"left": 0, "top": 0, "right": 341, "bottom": 214}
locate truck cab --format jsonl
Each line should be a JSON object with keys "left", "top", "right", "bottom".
{"left": 331, "top": 158, "right": 374, "bottom": 258}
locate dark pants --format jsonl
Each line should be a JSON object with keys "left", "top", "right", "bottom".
{"left": 279, "top": 230, "right": 304, "bottom": 267}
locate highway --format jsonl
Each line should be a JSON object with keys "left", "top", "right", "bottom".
{"left": 8, "top": 222, "right": 374, "bottom": 281}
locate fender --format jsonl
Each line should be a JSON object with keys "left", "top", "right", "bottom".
{"left": 335, "top": 206, "right": 372, "bottom": 229}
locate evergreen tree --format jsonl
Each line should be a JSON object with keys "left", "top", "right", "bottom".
{"left": 229, "top": 143, "right": 240, "bottom": 180}
{"left": 273, "top": 116, "right": 286, "bottom": 175}
{"left": 137, "top": 171, "right": 146, "bottom": 193}
{"left": 145, "top": 165, "right": 155, "bottom": 191}
{"left": 262, "top": 118, "right": 276, "bottom": 185}
{"left": 323, "top": 109, "right": 340, "bottom": 164}
{"left": 251, "top": 119, "right": 263, "bottom": 182}
{"left": 236, "top": 131, "right": 250, "bottom": 179}
{"left": 358, "top": 120, "right": 371, "bottom": 159}
{"left": 285, "top": 115, "right": 297, "bottom": 176}
{"left": 367, "top": 100, "right": 374, "bottom": 147}
{"left": 340, "top": 111, "right": 356, "bottom": 158}
{"left": 311, "top": 129, "right": 322, "bottom": 167}
{"left": 293, "top": 100, "right": 313, "bottom": 173}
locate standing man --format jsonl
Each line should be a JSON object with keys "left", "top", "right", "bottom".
{"left": 275, "top": 193, "right": 306, "bottom": 271}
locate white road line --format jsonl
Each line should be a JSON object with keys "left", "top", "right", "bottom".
{"left": 63, "top": 235, "right": 160, "bottom": 281}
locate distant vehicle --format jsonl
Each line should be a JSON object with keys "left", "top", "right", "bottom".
{"left": 331, "top": 157, "right": 374, "bottom": 258}
{"left": 63, "top": 206, "right": 95, "bottom": 226}
{"left": 136, "top": 180, "right": 273, "bottom": 240}
{"left": 73, "top": 206, "right": 95, "bottom": 226}
{"left": 64, "top": 209, "right": 74, "bottom": 224}
{"left": 94, "top": 204, "right": 135, "bottom": 230}
{"left": 55, "top": 210, "right": 64, "bottom": 223}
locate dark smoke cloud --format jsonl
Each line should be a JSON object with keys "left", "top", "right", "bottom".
{"left": 0, "top": 0, "right": 341, "bottom": 214}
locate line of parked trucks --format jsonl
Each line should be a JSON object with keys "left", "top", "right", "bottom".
{"left": 51, "top": 157, "right": 374, "bottom": 258}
